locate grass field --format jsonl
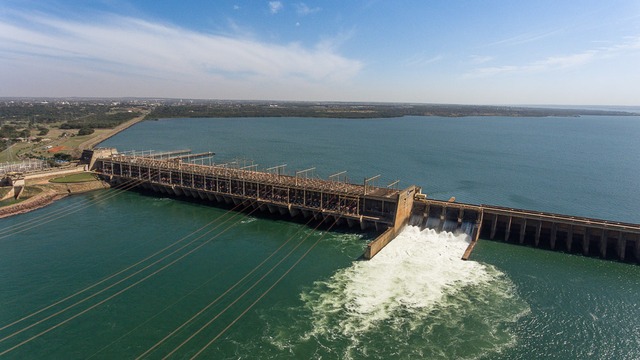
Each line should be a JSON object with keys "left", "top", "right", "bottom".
{"left": 0, "top": 187, "right": 11, "bottom": 199}
{"left": 19, "top": 186, "right": 43, "bottom": 197}
{"left": 0, "top": 186, "right": 43, "bottom": 206}
{"left": 0, "top": 198, "right": 19, "bottom": 206}
{"left": 49, "top": 172, "right": 97, "bottom": 183}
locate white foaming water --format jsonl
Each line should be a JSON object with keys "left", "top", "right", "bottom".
{"left": 306, "top": 226, "right": 490, "bottom": 333}
{"left": 295, "top": 226, "right": 529, "bottom": 359}
{"left": 239, "top": 216, "right": 257, "bottom": 224}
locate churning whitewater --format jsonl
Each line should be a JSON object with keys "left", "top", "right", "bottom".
{"left": 287, "top": 226, "right": 530, "bottom": 359}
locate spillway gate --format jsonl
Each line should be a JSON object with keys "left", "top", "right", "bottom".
{"left": 411, "top": 198, "right": 640, "bottom": 263}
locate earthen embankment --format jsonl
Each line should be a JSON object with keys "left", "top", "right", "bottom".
{"left": 0, "top": 180, "right": 109, "bottom": 219}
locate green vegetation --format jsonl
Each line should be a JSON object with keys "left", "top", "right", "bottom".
{"left": 0, "top": 187, "right": 11, "bottom": 199}
{"left": 49, "top": 172, "right": 97, "bottom": 183}
{"left": 0, "top": 198, "right": 19, "bottom": 206}
{"left": 1, "top": 101, "right": 141, "bottom": 124}
{"left": 59, "top": 112, "right": 138, "bottom": 130}
{"left": 0, "top": 124, "right": 23, "bottom": 138}
{"left": 53, "top": 153, "right": 73, "bottom": 162}
{"left": 18, "top": 186, "right": 43, "bottom": 198}
{"left": 146, "top": 102, "right": 638, "bottom": 120}
{"left": 37, "top": 126, "right": 49, "bottom": 136}
{"left": 0, "top": 99, "right": 147, "bottom": 158}
{"left": 77, "top": 127, "right": 95, "bottom": 135}
{"left": 0, "top": 186, "right": 43, "bottom": 206}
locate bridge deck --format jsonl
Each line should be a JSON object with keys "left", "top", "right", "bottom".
{"left": 106, "top": 154, "right": 399, "bottom": 199}
{"left": 94, "top": 153, "right": 404, "bottom": 230}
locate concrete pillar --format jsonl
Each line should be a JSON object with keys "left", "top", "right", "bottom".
{"left": 534, "top": 221, "right": 542, "bottom": 247}
{"left": 550, "top": 223, "right": 557, "bottom": 250}
{"left": 473, "top": 220, "right": 482, "bottom": 242}
{"left": 617, "top": 233, "right": 626, "bottom": 261}
{"left": 566, "top": 226, "right": 573, "bottom": 252}
{"left": 490, "top": 215, "right": 498, "bottom": 239}
{"left": 519, "top": 219, "right": 527, "bottom": 244}
{"left": 582, "top": 229, "right": 590, "bottom": 256}
{"left": 470, "top": 224, "right": 479, "bottom": 244}
{"left": 505, "top": 216, "right": 512, "bottom": 242}
{"left": 15, "top": 182, "right": 25, "bottom": 199}
{"left": 421, "top": 205, "right": 429, "bottom": 229}
{"left": 599, "top": 229, "right": 607, "bottom": 259}
{"left": 438, "top": 207, "right": 445, "bottom": 232}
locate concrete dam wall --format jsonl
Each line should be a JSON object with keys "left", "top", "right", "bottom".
{"left": 410, "top": 198, "right": 640, "bottom": 263}
{"left": 89, "top": 149, "right": 640, "bottom": 263}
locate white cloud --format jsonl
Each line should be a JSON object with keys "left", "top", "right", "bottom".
{"left": 466, "top": 36, "right": 640, "bottom": 78}
{"left": 606, "top": 35, "right": 640, "bottom": 52}
{"left": 315, "top": 28, "right": 356, "bottom": 52}
{"left": 226, "top": 18, "right": 255, "bottom": 38}
{"left": 469, "top": 55, "right": 493, "bottom": 64}
{"left": 269, "top": 1, "right": 283, "bottom": 14}
{"left": 0, "top": 12, "right": 363, "bottom": 98}
{"left": 403, "top": 53, "right": 443, "bottom": 68}
{"left": 466, "top": 52, "right": 595, "bottom": 78}
{"left": 485, "top": 29, "right": 564, "bottom": 48}
{"left": 296, "top": 3, "right": 320, "bottom": 16}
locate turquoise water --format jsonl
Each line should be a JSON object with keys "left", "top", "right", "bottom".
{"left": 1, "top": 116, "right": 639, "bottom": 358}
{"left": 103, "top": 116, "right": 640, "bottom": 222}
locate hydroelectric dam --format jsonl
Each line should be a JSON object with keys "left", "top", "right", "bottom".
{"left": 86, "top": 148, "right": 640, "bottom": 263}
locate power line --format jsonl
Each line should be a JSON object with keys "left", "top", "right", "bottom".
{"left": 0, "top": 201, "right": 259, "bottom": 356}
{"left": 190, "top": 216, "right": 341, "bottom": 359}
{"left": 137, "top": 217, "right": 317, "bottom": 359}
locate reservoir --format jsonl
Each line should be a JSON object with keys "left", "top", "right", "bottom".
{"left": 1, "top": 115, "right": 639, "bottom": 358}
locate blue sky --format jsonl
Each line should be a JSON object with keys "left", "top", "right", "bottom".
{"left": 1, "top": 0, "right": 639, "bottom": 105}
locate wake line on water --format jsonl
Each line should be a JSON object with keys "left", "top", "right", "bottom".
{"left": 282, "top": 226, "right": 531, "bottom": 359}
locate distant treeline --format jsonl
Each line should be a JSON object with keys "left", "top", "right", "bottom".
{"left": 2, "top": 103, "right": 105, "bottom": 124}
{"left": 0, "top": 125, "right": 30, "bottom": 139}
{"left": 0, "top": 102, "right": 143, "bottom": 152}
{"left": 0, "top": 102, "right": 143, "bottom": 127}
{"left": 58, "top": 112, "right": 138, "bottom": 129}
{"left": 2, "top": 100, "right": 636, "bottom": 126}
{"left": 146, "top": 102, "right": 637, "bottom": 120}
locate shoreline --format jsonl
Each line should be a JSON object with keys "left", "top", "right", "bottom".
{"left": 78, "top": 110, "right": 150, "bottom": 151}
{"left": 0, "top": 180, "right": 110, "bottom": 219}
{"left": 0, "top": 190, "right": 67, "bottom": 219}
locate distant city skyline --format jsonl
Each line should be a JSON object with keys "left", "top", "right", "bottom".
{"left": 1, "top": 0, "right": 639, "bottom": 106}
